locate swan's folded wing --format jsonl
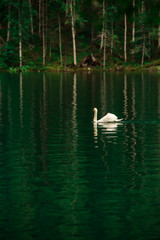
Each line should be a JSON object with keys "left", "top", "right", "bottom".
{"left": 98, "top": 113, "right": 117, "bottom": 122}
{"left": 98, "top": 113, "right": 123, "bottom": 123}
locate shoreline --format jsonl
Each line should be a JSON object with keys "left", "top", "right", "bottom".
{"left": 2, "top": 61, "right": 160, "bottom": 73}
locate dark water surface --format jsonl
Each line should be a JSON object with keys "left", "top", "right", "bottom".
{"left": 1, "top": 72, "right": 160, "bottom": 240}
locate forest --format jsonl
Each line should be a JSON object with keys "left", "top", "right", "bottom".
{"left": 0, "top": 0, "right": 160, "bottom": 71}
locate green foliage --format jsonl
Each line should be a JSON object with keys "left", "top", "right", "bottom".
{"left": 9, "top": 66, "right": 19, "bottom": 72}
{"left": 0, "top": 0, "right": 159, "bottom": 70}
{"left": 9, "top": 64, "right": 40, "bottom": 72}
{"left": 0, "top": 57, "right": 8, "bottom": 70}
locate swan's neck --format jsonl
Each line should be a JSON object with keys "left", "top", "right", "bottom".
{"left": 93, "top": 109, "right": 98, "bottom": 121}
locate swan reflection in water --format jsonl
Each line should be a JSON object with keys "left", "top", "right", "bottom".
{"left": 93, "top": 121, "right": 123, "bottom": 146}
{"left": 98, "top": 122, "right": 120, "bottom": 132}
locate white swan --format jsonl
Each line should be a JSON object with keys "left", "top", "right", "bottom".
{"left": 93, "top": 108, "right": 122, "bottom": 123}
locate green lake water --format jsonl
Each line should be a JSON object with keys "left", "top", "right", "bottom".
{"left": 0, "top": 71, "right": 160, "bottom": 240}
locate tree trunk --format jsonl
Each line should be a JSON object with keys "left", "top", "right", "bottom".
{"left": 158, "top": 10, "right": 160, "bottom": 48}
{"left": 111, "top": 20, "right": 113, "bottom": 55}
{"left": 28, "top": 0, "right": 33, "bottom": 34}
{"left": 141, "top": 36, "right": 145, "bottom": 66}
{"left": 141, "top": 1, "right": 145, "bottom": 66}
{"left": 7, "top": 3, "right": 11, "bottom": 42}
{"left": 100, "top": 24, "right": 104, "bottom": 50}
{"left": 70, "top": 0, "right": 77, "bottom": 66}
{"left": 124, "top": 13, "right": 127, "bottom": 62}
{"left": 100, "top": 32, "right": 104, "bottom": 50}
{"left": 148, "top": 33, "right": 151, "bottom": 61}
{"left": 42, "top": 0, "right": 46, "bottom": 66}
{"left": 18, "top": 3, "right": 22, "bottom": 69}
{"left": 49, "top": 41, "right": 51, "bottom": 61}
{"left": 39, "top": 0, "right": 41, "bottom": 37}
{"left": 132, "top": 0, "right": 135, "bottom": 42}
{"left": 58, "top": 15, "right": 63, "bottom": 67}
{"left": 91, "top": 24, "right": 94, "bottom": 45}
{"left": 102, "top": 1, "right": 106, "bottom": 70}
{"left": 45, "top": 0, "right": 48, "bottom": 54}
{"left": 19, "top": 26, "right": 22, "bottom": 69}
{"left": 100, "top": 1, "right": 105, "bottom": 50}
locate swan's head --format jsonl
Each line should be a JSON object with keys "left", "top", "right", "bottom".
{"left": 93, "top": 108, "right": 98, "bottom": 121}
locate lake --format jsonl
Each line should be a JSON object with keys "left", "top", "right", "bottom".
{"left": 0, "top": 71, "right": 160, "bottom": 240}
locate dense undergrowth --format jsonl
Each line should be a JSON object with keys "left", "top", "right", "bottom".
{"left": 6, "top": 58, "right": 160, "bottom": 72}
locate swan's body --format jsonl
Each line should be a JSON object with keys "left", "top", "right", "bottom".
{"left": 93, "top": 108, "right": 122, "bottom": 123}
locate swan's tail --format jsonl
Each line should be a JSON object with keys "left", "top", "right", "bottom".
{"left": 116, "top": 118, "right": 123, "bottom": 122}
